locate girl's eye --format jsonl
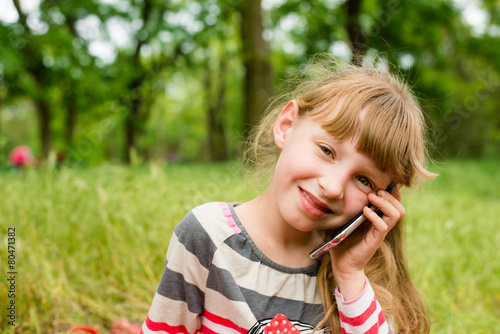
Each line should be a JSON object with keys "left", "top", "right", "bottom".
{"left": 320, "top": 145, "right": 334, "bottom": 157}
{"left": 357, "top": 176, "right": 374, "bottom": 189}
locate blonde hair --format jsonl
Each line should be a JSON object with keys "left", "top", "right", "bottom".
{"left": 244, "top": 60, "right": 435, "bottom": 333}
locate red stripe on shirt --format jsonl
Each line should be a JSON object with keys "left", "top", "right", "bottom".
{"left": 199, "top": 325, "right": 218, "bottom": 334}
{"left": 144, "top": 315, "right": 191, "bottom": 334}
{"left": 339, "top": 296, "right": 378, "bottom": 326}
{"left": 340, "top": 307, "right": 388, "bottom": 334}
{"left": 364, "top": 310, "right": 387, "bottom": 334}
{"left": 203, "top": 310, "right": 247, "bottom": 333}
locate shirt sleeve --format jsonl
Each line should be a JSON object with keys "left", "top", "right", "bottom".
{"left": 335, "top": 277, "right": 393, "bottom": 334}
{"left": 141, "top": 211, "right": 215, "bottom": 334}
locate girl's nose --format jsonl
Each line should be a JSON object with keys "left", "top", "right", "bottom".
{"left": 318, "top": 168, "right": 347, "bottom": 200}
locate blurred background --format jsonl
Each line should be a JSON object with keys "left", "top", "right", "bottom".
{"left": 0, "top": 0, "right": 499, "bottom": 166}
{"left": 1, "top": 1, "right": 500, "bottom": 333}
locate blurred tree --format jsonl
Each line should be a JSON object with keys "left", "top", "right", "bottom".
{"left": 238, "top": 0, "right": 273, "bottom": 141}
{"left": 370, "top": 0, "right": 500, "bottom": 158}
{"left": 55, "top": 1, "right": 98, "bottom": 149}
{"left": 9, "top": 0, "right": 54, "bottom": 158}
{"left": 345, "top": 0, "right": 369, "bottom": 65}
{"left": 113, "top": 0, "right": 183, "bottom": 163}
{"left": 268, "top": 0, "right": 500, "bottom": 158}
{"left": 54, "top": 0, "right": 113, "bottom": 155}
{"left": 1, "top": 0, "right": 112, "bottom": 159}
{"left": 1, "top": 0, "right": 499, "bottom": 164}
{"left": 195, "top": 3, "right": 232, "bottom": 161}
{"left": 122, "top": 3, "right": 156, "bottom": 161}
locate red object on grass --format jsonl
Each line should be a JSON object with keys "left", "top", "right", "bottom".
{"left": 70, "top": 318, "right": 141, "bottom": 334}
{"left": 8, "top": 145, "right": 33, "bottom": 166}
{"left": 71, "top": 326, "right": 99, "bottom": 334}
{"left": 111, "top": 317, "right": 142, "bottom": 334}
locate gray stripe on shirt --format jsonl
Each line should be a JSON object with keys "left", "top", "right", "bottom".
{"left": 174, "top": 211, "right": 217, "bottom": 270}
{"left": 206, "top": 262, "right": 323, "bottom": 322}
{"left": 157, "top": 264, "right": 205, "bottom": 315}
{"left": 239, "top": 285, "right": 324, "bottom": 323}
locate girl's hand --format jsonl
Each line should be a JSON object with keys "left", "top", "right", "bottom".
{"left": 328, "top": 186, "right": 405, "bottom": 300}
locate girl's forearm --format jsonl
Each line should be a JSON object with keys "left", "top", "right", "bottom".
{"left": 334, "top": 270, "right": 366, "bottom": 301}
{"left": 335, "top": 276, "right": 393, "bottom": 334}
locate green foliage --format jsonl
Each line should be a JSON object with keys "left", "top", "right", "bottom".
{"left": 0, "top": 160, "right": 498, "bottom": 333}
{"left": 0, "top": 0, "right": 499, "bottom": 163}
{"left": 367, "top": 0, "right": 500, "bottom": 159}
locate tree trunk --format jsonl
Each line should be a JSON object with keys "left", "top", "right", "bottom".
{"left": 239, "top": 0, "right": 273, "bottom": 141}
{"left": 36, "top": 99, "right": 52, "bottom": 158}
{"left": 13, "top": 0, "right": 53, "bottom": 158}
{"left": 123, "top": 0, "right": 152, "bottom": 164}
{"left": 346, "top": 0, "right": 369, "bottom": 66}
{"left": 64, "top": 85, "right": 77, "bottom": 149}
{"left": 0, "top": 97, "right": 3, "bottom": 164}
{"left": 204, "top": 59, "right": 229, "bottom": 161}
{"left": 124, "top": 85, "right": 142, "bottom": 164}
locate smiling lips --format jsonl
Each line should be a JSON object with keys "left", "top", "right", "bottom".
{"left": 298, "top": 187, "right": 333, "bottom": 217}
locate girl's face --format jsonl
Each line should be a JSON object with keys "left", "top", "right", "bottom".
{"left": 272, "top": 101, "right": 393, "bottom": 233}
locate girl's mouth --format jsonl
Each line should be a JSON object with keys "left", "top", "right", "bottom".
{"left": 298, "top": 187, "right": 333, "bottom": 217}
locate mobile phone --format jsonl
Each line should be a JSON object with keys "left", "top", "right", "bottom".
{"left": 309, "top": 181, "right": 396, "bottom": 259}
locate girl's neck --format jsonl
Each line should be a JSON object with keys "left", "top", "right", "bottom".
{"left": 234, "top": 187, "right": 320, "bottom": 268}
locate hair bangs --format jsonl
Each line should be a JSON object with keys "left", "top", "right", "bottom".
{"left": 356, "top": 99, "right": 414, "bottom": 186}
{"left": 303, "top": 82, "right": 370, "bottom": 141}
{"left": 306, "top": 83, "right": 419, "bottom": 187}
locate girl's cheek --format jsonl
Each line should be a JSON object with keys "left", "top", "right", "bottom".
{"left": 345, "top": 193, "right": 370, "bottom": 216}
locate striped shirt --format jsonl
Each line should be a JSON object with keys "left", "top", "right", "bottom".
{"left": 141, "top": 202, "right": 391, "bottom": 334}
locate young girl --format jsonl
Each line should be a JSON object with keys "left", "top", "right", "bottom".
{"left": 140, "top": 62, "right": 436, "bottom": 334}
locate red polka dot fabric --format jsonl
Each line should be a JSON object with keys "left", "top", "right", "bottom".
{"left": 264, "top": 314, "right": 299, "bottom": 333}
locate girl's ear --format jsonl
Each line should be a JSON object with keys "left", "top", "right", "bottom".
{"left": 274, "top": 100, "right": 299, "bottom": 149}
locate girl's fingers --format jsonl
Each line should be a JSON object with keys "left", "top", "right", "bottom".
{"left": 329, "top": 189, "right": 405, "bottom": 277}
{"left": 371, "top": 188, "right": 405, "bottom": 220}
{"left": 364, "top": 190, "right": 405, "bottom": 238}
{"left": 363, "top": 204, "right": 391, "bottom": 238}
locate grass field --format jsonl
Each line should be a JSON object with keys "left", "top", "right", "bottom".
{"left": 0, "top": 159, "right": 499, "bottom": 333}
